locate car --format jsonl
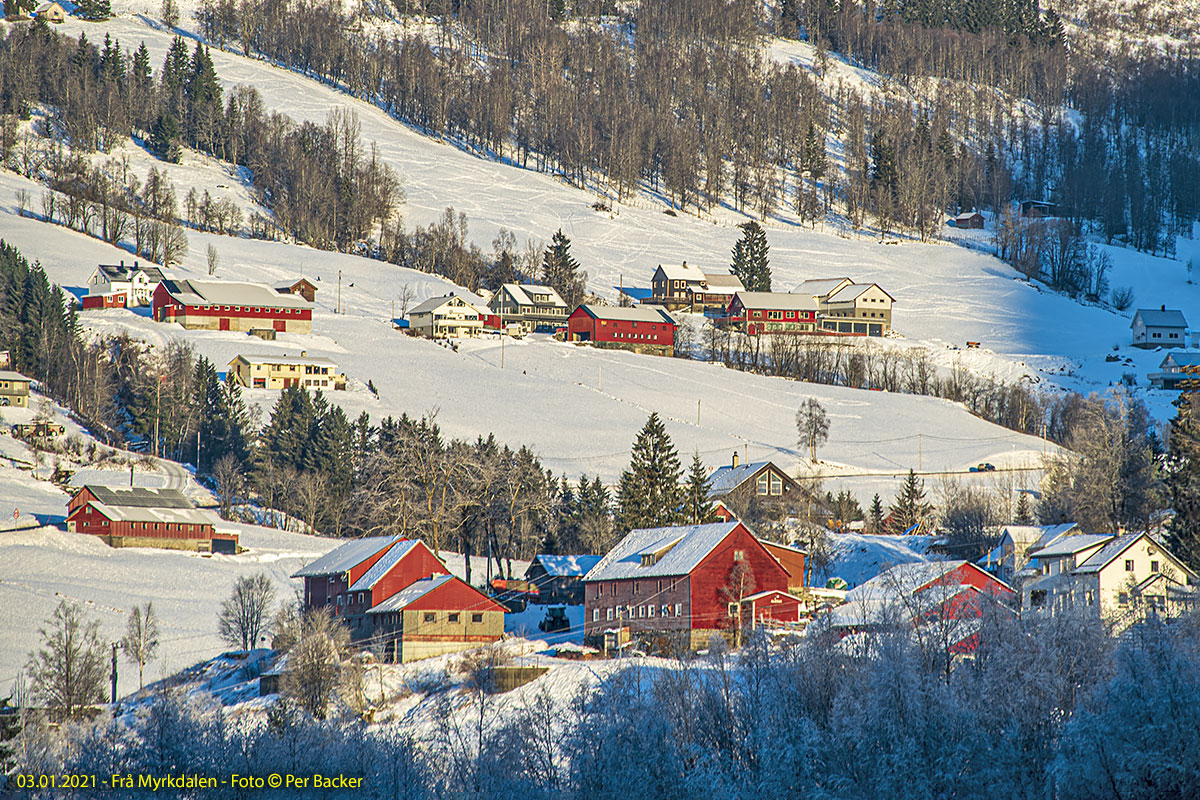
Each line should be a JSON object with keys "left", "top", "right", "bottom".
{"left": 969, "top": 462, "right": 996, "bottom": 472}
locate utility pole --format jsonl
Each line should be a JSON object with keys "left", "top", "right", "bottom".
{"left": 919, "top": 433, "right": 923, "bottom": 471}
{"left": 196, "top": 429, "right": 201, "bottom": 472}
{"left": 129, "top": 463, "right": 134, "bottom": 487}
{"left": 391, "top": 299, "right": 395, "bottom": 323}
{"left": 338, "top": 270, "right": 342, "bottom": 314}
{"left": 154, "top": 379, "right": 161, "bottom": 458}
{"left": 110, "top": 642, "right": 118, "bottom": 704}
{"left": 501, "top": 332, "right": 505, "bottom": 369}
{"left": 697, "top": 399, "right": 700, "bottom": 426}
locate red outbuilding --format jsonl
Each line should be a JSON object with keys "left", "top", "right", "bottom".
{"left": 583, "top": 521, "right": 797, "bottom": 650}
{"left": 567, "top": 305, "right": 676, "bottom": 356}
{"left": 153, "top": 279, "right": 312, "bottom": 334}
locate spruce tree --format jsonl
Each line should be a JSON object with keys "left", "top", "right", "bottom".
{"left": 195, "top": 357, "right": 248, "bottom": 473}
{"left": 185, "top": 43, "right": 223, "bottom": 150}
{"left": 729, "top": 221, "right": 771, "bottom": 291}
{"left": 616, "top": 413, "right": 685, "bottom": 532}
{"left": 151, "top": 111, "right": 182, "bottom": 163}
{"left": 868, "top": 493, "right": 884, "bottom": 533}
{"left": 887, "top": 469, "right": 932, "bottom": 534}
{"left": 1015, "top": 490, "right": 1034, "bottom": 525}
{"left": 684, "top": 452, "right": 716, "bottom": 525}
{"left": 1167, "top": 393, "right": 1200, "bottom": 571}
{"left": 541, "top": 229, "right": 586, "bottom": 306}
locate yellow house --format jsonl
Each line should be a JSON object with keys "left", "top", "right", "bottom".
{"left": 0, "top": 370, "right": 32, "bottom": 407}
{"left": 33, "top": 1, "right": 67, "bottom": 22}
{"left": 227, "top": 352, "right": 346, "bottom": 391}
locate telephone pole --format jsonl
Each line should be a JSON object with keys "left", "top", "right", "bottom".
{"left": 110, "top": 642, "right": 118, "bottom": 704}
{"left": 337, "top": 270, "right": 342, "bottom": 314}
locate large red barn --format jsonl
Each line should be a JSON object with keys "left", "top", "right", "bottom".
{"left": 567, "top": 305, "right": 676, "bottom": 356}
{"left": 292, "top": 536, "right": 506, "bottom": 663}
{"left": 66, "top": 485, "right": 234, "bottom": 553}
{"left": 153, "top": 279, "right": 312, "bottom": 334}
{"left": 583, "top": 521, "right": 795, "bottom": 650}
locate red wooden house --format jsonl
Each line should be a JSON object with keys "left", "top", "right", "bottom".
{"left": 153, "top": 279, "right": 312, "bottom": 334}
{"left": 583, "top": 521, "right": 796, "bottom": 650}
{"left": 292, "top": 536, "right": 505, "bottom": 662}
{"left": 726, "top": 292, "right": 819, "bottom": 336}
{"left": 567, "top": 305, "right": 676, "bottom": 356}
{"left": 66, "top": 485, "right": 234, "bottom": 553}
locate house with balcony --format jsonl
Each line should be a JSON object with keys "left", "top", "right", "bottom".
{"left": 407, "top": 294, "right": 485, "bottom": 339}
{"left": 487, "top": 284, "right": 569, "bottom": 332}
{"left": 227, "top": 353, "right": 346, "bottom": 391}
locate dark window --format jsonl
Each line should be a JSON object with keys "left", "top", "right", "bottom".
{"left": 448, "top": 613, "right": 460, "bottom": 623}
{"left": 1030, "top": 590, "right": 1047, "bottom": 608}
{"left": 423, "top": 612, "right": 436, "bottom": 623}
{"left": 1126, "top": 559, "right": 1135, "bottom": 572}
{"left": 1151, "top": 561, "right": 1160, "bottom": 573}
{"left": 472, "top": 613, "right": 483, "bottom": 623}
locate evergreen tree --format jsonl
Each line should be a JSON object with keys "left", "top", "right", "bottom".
{"left": 615, "top": 413, "right": 685, "bottom": 532}
{"left": 195, "top": 357, "right": 248, "bottom": 473}
{"left": 541, "top": 229, "right": 587, "bottom": 307}
{"left": 1014, "top": 490, "right": 1033, "bottom": 525}
{"left": 887, "top": 469, "right": 932, "bottom": 534}
{"left": 76, "top": 0, "right": 111, "bottom": 20}
{"left": 1167, "top": 393, "right": 1200, "bottom": 572}
{"left": 729, "top": 221, "right": 771, "bottom": 292}
{"left": 160, "top": 36, "right": 191, "bottom": 115}
{"left": 684, "top": 452, "right": 716, "bottom": 525}
{"left": 151, "top": 111, "right": 182, "bottom": 163}
{"left": 868, "top": 493, "right": 885, "bottom": 533}
{"left": 131, "top": 42, "right": 153, "bottom": 89}
{"left": 184, "top": 43, "right": 223, "bottom": 150}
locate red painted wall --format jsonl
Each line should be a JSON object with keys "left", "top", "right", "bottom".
{"left": 567, "top": 308, "right": 675, "bottom": 346}
{"left": 368, "top": 542, "right": 449, "bottom": 606}
{"left": 689, "top": 524, "right": 790, "bottom": 631}
{"left": 922, "top": 563, "right": 1014, "bottom": 599}
{"left": 67, "top": 503, "right": 214, "bottom": 540}
{"left": 153, "top": 283, "right": 311, "bottom": 325}
{"left": 403, "top": 577, "right": 507, "bottom": 613}
{"left": 747, "top": 591, "right": 801, "bottom": 624}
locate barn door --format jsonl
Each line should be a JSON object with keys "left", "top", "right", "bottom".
{"left": 274, "top": 319, "right": 286, "bottom": 332}
{"left": 219, "top": 318, "right": 231, "bottom": 331}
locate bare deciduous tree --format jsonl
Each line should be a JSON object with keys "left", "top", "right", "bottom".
{"left": 281, "top": 609, "right": 351, "bottom": 720}
{"left": 796, "top": 398, "right": 830, "bottom": 463}
{"left": 217, "top": 574, "right": 276, "bottom": 651}
{"left": 119, "top": 602, "right": 160, "bottom": 690}
{"left": 26, "top": 601, "right": 107, "bottom": 718}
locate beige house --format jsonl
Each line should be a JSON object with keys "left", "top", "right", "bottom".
{"left": 1023, "top": 532, "right": 1198, "bottom": 633}
{"left": 227, "top": 353, "right": 345, "bottom": 391}
{"left": 488, "top": 284, "right": 569, "bottom": 332}
{"left": 818, "top": 282, "right": 895, "bottom": 333}
{"left": 365, "top": 575, "right": 507, "bottom": 663}
{"left": 33, "top": 1, "right": 67, "bottom": 22}
{"left": 408, "top": 294, "right": 484, "bottom": 339}
{"left": 0, "top": 370, "right": 31, "bottom": 408}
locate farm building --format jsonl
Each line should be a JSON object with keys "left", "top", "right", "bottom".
{"left": 66, "top": 485, "right": 235, "bottom": 553}
{"left": 828, "top": 561, "right": 1016, "bottom": 656}
{"left": 952, "top": 212, "right": 985, "bottom": 229}
{"left": 649, "top": 263, "right": 745, "bottom": 310}
{"left": 227, "top": 353, "right": 346, "bottom": 391}
{"left": 726, "top": 292, "right": 819, "bottom": 335}
{"left": 1131, "top": 307, "right": 1188, "bottom": 349}
{"left": 524, "top": 554, "right": 603, "bottom": 604}
{"left": 32, "top": 1, "right": 67, "bottom": 22}
{"left": 83, "top": 261, "right": 166, "bottom": 309}
{"left": 153, "top": 279, "right": 312, "bottom": 334}
{"left": 0, "top": 370, "right": 31, "bottom": 408}
{"left": 582, "top": 521, "right": 795, "bottom": 650}
{"left": 817, "top": 283, "right": 894, "bottom": 335}
{"left": 275, "top": 277, "right": 318, "bottom": 303}
{"left": 567, "top": 305, "right": 676, "bottom": 356}
{"left": 293, "top": 536, "right": 505, "bottom": 661}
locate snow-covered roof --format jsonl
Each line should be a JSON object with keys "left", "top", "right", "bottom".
{"left": 826, "top": 283, "right": 895, "bottom": 304}
{"left": 292, "top": 536, "right": 404, "bottom": 578}
{"left": 845, "top": 560, "right": 965, "bottom": 603}
{"left": 1133, "top": 308, "right": 1188, "bottom": 329}
{"left": 732, "top": 291, "right": 819, "bottom": 311}
{"left": 98, "top": 263, "right": 166, "bottom": 282}
{"left": 585, "top": 522, "right": 742, "bottom": 581}
{"left": 531, "top": 554, "right": 603, "bottom": 578}
{"left": 81, "top": 502, "right": 222, "bottom": 526}
{"left": 82, "top": 485, "right": 194, "bottom": 509}
{"left": 707, "top": 461, "right": 772, "bottom": 496}
{"left": 0, "top": 370, "right": 31, "bottom": 383}
{"left": 700, "top": 273, "right": 745, "bottom": 291}
{"left": 1001, "top": 523, "right": 1078, "bottom": 548}
{"left": 501, "top": 284, "right": 567, "bottom": 308}
{"left": 366, "top": 574, "right": 455, "bottom": 612}
{"left": 574, "top": 305, "right": 675, "bottom": 324}
{"left": 348, "top": 540, "right": 426, "bottom": 591}
{"left": 1161, "top": 352, "right": 1200, "bottom": 370}
{"left": 1029, "top": 534, "right": 1113, "bottom": 559}
{"left": 408, "top": 294, "right": 474, "bottom": 315}
{"left": 230, "top": 353, "right": 339, "bottom": 368}
{"left": 161, "top": 279, "right": 310, "bottom": 309}
{"left": 794, "top": 277, "right": 852, "bottom": 297}
{"left": 955, "top": 211, "right": 983, "bottom": 221}
{"left": 656, "top": 263, "right": 707, "bottom": 282}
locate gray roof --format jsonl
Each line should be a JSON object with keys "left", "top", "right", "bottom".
{"left": 0, "top": 370, "right": 31, "bottom": 383}
{"left": 1029, "top": 534, "right": 1114, "bottom": 559}
{"left": 826, "top": 283, "right": 895, "bottom": 304}
{"left": 365, "top": 574, "right": 455, "bottom": 613}
{"left": 499, "top": 284, "right": 567, "bottom": 308}
{"left": 707, "top": 461, "right": 773, "bottom": 497}
{"left": 701, "top": 273, "right": 745, "bottom": 291}
{"left": 656, "top": 263, "right": 707, "bottom": 282}
{"left": 1161, "top": 352, "right": 1200, "bottom": 370}
{"left": 161, "top": 279, "right": 310, "bottom": 309}
{"left": 530, "top": 554, "right": 603, "bottom": 578}
{"left": 98, "top": 263, "right": 166, "bottom": 282}
{"left": 1072, "top": 533, "right": 1143, "bottom": 574}
{"left": 732, "top": 292, "right": 819, "bottom": 311}
{"left": 82, "top": 485, "right": 194, "bottom": 509}
{"left": 1001, "top": 523, "right": 1078, "bottom": 548}
{"left": 347, "top": 540, "right": 427, "bottom": 591}
{"left": 584, "top": 522, "right": 742, "bottom": 581}
{"left": 1133, "top": 308, "right": 1188, "bottom": 329}
{"left": 83, "top": 503, "right": 222, "bottom": 525}
{"left": 575, "top": 305, "right": 675, "bottom": 324}
{"left": 291, "top": 536, "right": 405, "bottom": 578}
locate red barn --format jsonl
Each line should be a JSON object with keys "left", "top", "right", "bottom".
{"left": 727, "top": 291, "right": 819, "bottom": 336}
{"left": 567, "top": 305, "right": 676, "bottom": 356}
{"left": 153, "top": 279, "right": 312, "bottom": 334}
{"left": 741, "top": 589, "right": 803, "bottom": 625}
{"left": 292, "top": 536, "right": 505, "bottom": 661}
{"left": 80, "top": 292, "right": 128, "bottom": 310}
{"left": 583, "top": 521, "right": 794, "bottom": 650}
{"left": 66, "top": 485, "right": 235, "bottom": 553}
